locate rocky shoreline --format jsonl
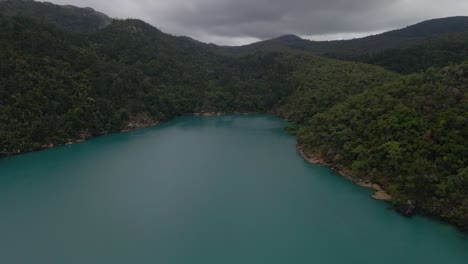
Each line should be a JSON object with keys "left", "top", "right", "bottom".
{"left": 192, "top": 111, "right": 258, "bottom": 117}
{"left": 193, "top": 112, "right": 226, "bottom": 116}
{"left": 0, "top": 112, "right": 256, "bottom": 159}
{"left": 121, "top": 121, "right": 160, "bottom": 133}
{"left": 297, "top": 145, "right": 392, "bottom": 201}
{"left": 0, "top": 120, "right": 161, "bottom": 159}
{"left": 3, "top": 115, "right": 463, "bottom": 230}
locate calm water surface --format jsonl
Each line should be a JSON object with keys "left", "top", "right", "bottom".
{"left": 0, "top": 115, "right": 466, "bottom": 264}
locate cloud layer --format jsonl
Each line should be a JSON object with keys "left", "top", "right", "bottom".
{"left": 45, "top": 0, "right": 468, "bottom": 45}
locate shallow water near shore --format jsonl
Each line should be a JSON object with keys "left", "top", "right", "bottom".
{"left": 0, "top": 115, "right": 466, "bottom": 264}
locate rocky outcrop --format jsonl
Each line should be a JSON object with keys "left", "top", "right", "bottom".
{"left": 297, "top": 145, "right": 392, "bottom": 202}
{"left": 122, "top": 114, "right": 159, "bottom": 132}
{"left": 297, "top": 146, "right": 329, "bottom": 166}
{"left": 193, "top": 112, "right": 226, "bottom": 116}
{"left": 192, "top": 112, "right": 259, "bottom": 117}
{"left": 397, "top": 200, "right": 417, "bottom": 216}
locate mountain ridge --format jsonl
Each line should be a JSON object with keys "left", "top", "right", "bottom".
{"left": 2, "top": 0, "right": 467, "bottom": 54}
{"left": 0, "top": 0, "right": 112, "bottom": 32}
{"left": 217, "top": 16, "right": 468, "bottom": 57}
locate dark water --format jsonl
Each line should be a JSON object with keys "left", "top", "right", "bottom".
{"left": 0, "top": 115, "right": 466, "bottom": 264}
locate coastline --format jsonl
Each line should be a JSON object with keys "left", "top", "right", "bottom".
{"left": 0, "top": 112, "right": 258, "bottom": 159}
{"left": 2, "top": 114, "right": 466, "bottom": 231}
{"left": 0, "top": 121, "right": 161, "bottom": 159}
{"left": 193, "top": 112, "right": 226, "bottom": 116}
{"left": 192, "top": 111, "right": 258, "bottom": 116}
{"left": 297, "top": 145, "right": 392, "bottom": 201}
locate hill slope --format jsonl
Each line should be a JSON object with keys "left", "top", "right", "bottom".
{"left": 297, "top": 63, "right": 468, "bottom": 228}
{"left": 219, "top": 16, "right": 468, "bottom": 57}
{"left": 216, "top": 17, "right": 468, "bottom": 74}
{"left": 0, "top": 0, "right": 111, "bottom": 32}
{"left": 350, "top": 32, "right": 468, "bottom": 74}
{"left": 0, "top": 13, "right": 395, "bottom": 154}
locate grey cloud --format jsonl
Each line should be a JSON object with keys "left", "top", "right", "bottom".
{"left": 44, "top": 0, "right": 468, "bottom": 45}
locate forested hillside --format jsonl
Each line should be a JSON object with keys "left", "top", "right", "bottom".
{"left": 346, "top": 33, "right": 468, "bottom": 74}
{"left": 217, "top": 16, "right": 468, "bottom": 74}
{"left": 296, "top": 63, "right": 468, "bottom": 228}
{"left": 0, "top": 14, "right": 395, "bottom": 154}
{"left": 218, "top": 16, "right": 468, "bottom": 56}
{"left": 0, "top": 0, "right": 466, "bottom": 230}
{"left": 0, "top": 0, "right": 111, "bottom": 32}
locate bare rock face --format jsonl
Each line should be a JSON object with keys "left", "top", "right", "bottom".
{"left": 397, "top": 200, "right": 417, "bottom": 216}
{"left": 123, "top": 113, "right": 158, "bottom": 132}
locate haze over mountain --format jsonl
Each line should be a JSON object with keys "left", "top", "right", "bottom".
{"left": 0, "top": 0, "right": 111, "bottom": 32}
{"left": 219, "top": 16, "right": 468, "bottom": 55}
{"left": 0, "top": 0, "right": 467, "bottom": 231}
{"left": 42, "top": 0, "right": 468, "bottom": 45}
{"left": 215, "top": 16, "right": 468, "bottom": 73}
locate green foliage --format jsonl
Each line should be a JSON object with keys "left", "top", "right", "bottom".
{"left": 217, "top": 17, "right": 468, "bottom": 75}
{"left": 276, "top": 57, "right": 398, "bottom": 122}
{"left": 0, "top": 15, "right": 301, "bottom": 153}
{"left": 284, "top": 124, "right": 303, "bottom": 136}
{"left": 338, "top": 33, "right": 468, "bottom": 74}
{"left": 297, "top": 63, "right": 468, "bottom": 229}
{"left": 0, "top": 0, "right": 111, "bottom": 32}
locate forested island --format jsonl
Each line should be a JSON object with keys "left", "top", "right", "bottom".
{"left": 0, "top": 0, "right": 467, "bottom": 230}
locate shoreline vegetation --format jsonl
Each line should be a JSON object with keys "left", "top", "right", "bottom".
{"left": 0, "top": 112, "right": 258, "bottom": 159}
{"left": 296, "top": 145, "right": 392, "bottom": 201}
{"left": 0, "top": 120, "right": 160, "bottom": 159}
{"left": 1, "top": 112, "right": 465, "bottom": 231}
{"left": 1, "top": 112, "right": 393, "bottom": 203}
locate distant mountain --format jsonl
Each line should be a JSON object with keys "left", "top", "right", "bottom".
{"left": 352, "top": 32, "right": 468, "bottom": 74}
{"left": 0, "top": 0, "right": 112, "bottom": 32}
{"left": 218, "top": 16, "right": 468, "bottom": 58}
{"left": 3, "top": 0, "right": 466, "bottom": 73}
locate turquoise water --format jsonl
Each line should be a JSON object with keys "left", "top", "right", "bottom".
{"left": 0, "top": 115, "right": 466, "bottom": 264}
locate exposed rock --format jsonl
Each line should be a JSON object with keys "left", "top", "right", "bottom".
{"left": 122, "top": 113, "right": 159, "bottom": 132}
{"left": 397, "top": 200, "right": 417, "bottom": 216}
{"left": 297, "top": 145, "right": 392, "bottom": 201}
{"left": 297, "top": 146, "right": 328, "bottom": 166}
{"left": 193, "top": 112, "right": 226, "bottom": 116}
{"left": 372, "top": 189, "right": 393, "bottom": 201}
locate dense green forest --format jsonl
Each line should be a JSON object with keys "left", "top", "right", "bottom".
{"left": 0, "top": 15, "right": 299, "bottom": 151}
{"left": 0, "top": 0, "right": 466, "bottom": 230}
{"left": 296, "top": 63, "right": 468, "bottom": 228}
{"left": 0, "top": 0, "right": 111, "bottom": 32}
{"left": 0, "top": 13, "right": 394, "bottom": 154}
{"left": 324, "top": 33, "right": 468, "bottom": 74}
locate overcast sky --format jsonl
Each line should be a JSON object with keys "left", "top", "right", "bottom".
{"left": 44, "top": 0, "right": 468, "bottom": 45}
